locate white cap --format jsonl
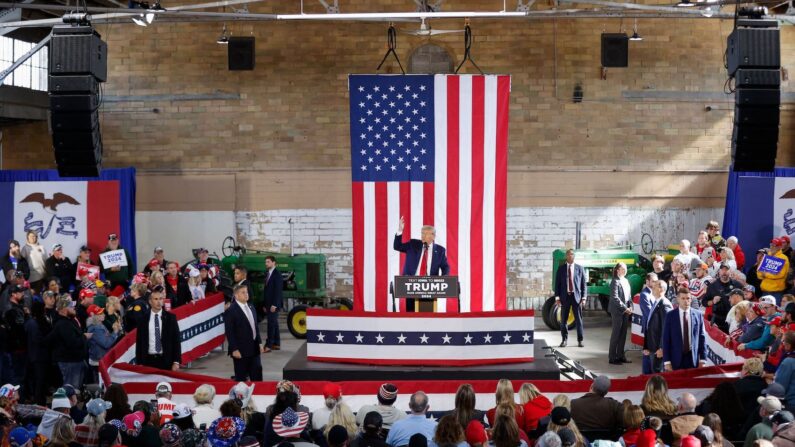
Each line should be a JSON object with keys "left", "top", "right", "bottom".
{"left": 759, "top": 295, "right": 778, "bottom": 306}
{"left": 156, "top": 382, "right": 172, "bottom": 393}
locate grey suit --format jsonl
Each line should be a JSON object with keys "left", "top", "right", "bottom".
{"left": 608, "top": 277, "right": 632, "bottom": 362}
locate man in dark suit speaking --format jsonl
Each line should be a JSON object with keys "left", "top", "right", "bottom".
{"left": 663, "top": 287, "right": 707, "bottom": 371}
{"left": 555, "top": 249, "right": 587, "bottom": 347}
{"left": 135, "top": 285, "right": 182, "bottom": 371}
{"left": 225, "top": 284, "right": 265, "bottom": 381}
{"left": 393, "top": 216, "right": 450, "bottom": 312}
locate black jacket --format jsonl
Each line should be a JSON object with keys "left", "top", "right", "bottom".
{"left": 123, "top": 297, "right": 149, "bottom": 333}
{"left": 165, "top": 275, "right": 191, "bottom": 308}
{"left": 224, "top": 301, "right": 262, "bottom": 357}
{"left": 25, "top": 317, "right": 51, "bottom": 363}
{"left": 4, "top": 302, "right": 27, "bottom": 352}
{"left": 135, "top": 310, "right": 182, "bottom": 367}
{"left": 643, "top": 298, "right": 672, "bottom": 352}
{"left": 0, "top": 254, "right": 29, "bottom": 280}
{"left": 705, "top": 278, "right": 741, "bottom": 331}
{"left": 263, "top": 269, "right": 284, "bottom": 310}
{"left": 46, "top": 314, "right": 87, "bottom": 362}
{"left": 45, "top": 255, "right": 74, "bottom": 291}
{"left": 733, "top": 375, "right": 768, "bottom": 413}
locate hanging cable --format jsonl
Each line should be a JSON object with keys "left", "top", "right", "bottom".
{"left": 376, "top": 24, "right": 405, "bottom": 74}
{"left": 455, "top": 23, "right": 484, "bottom": 74}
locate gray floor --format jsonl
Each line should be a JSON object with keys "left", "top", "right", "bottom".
{"left": 184, "top": 311, "right": 642, "bottom": 381}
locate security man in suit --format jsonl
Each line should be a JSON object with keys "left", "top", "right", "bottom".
{"left": 225, "top": 284, "right": 265, "bottom": 381}
{"left": 555, "top": 249, "right": 587, "bottom": 347}
{"left": 393, "top": 216, "right": 451, "bottom": 312}
{"left": 135, "top": 285, "right": 182, "bottom": 371}
{"left": 643, "top": 280, "right": 673, "bottom": 373}
{"left": 663, "top": 286, "right": 706, "bottom": 371}
{"left": 263, "top": 255, "right": 283, "bottom": 352}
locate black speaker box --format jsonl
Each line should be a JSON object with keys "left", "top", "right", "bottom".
{"left": 54, "top": 142, "right": 102, "bottom": 166}
{"left": 52, "top": 128, "right": 101, "bottom": 150}
{"left": 727, "top": 26, "right": 780, "bottom": 75}
{"left": 601, "top": 33, "right": 628, "bottom": 68}
{"left": 53, "top": 131, "right": 102, "bottom": 178}
{"left": 228, "top": 37, "right": 255, "bottom": 71}
{"left": 734, "top": 69, "right": 781, "bottom": 88}
{"left": 735, "top": 88, "right": 781, "bottom": 107}
{"left": 48, "top": 75, "right": 100, "bottom": 94}
{"left": 734, "top": 106, "right": 781, "bottom": 127}
{"left": 51, "top": 110, "right": 100, "bottom": 132}
{"left": 732, "top": 142, "right": 777, "bottom": 171}
{"left": 50, "top": 94, "right": 99, "bottom": 112}
{"left": 57, "top": 164, "right": 102, "bottom": 178}
{"left": 732, "top": 123, "right": 779, "bottom": 147}
{"left": 50, "top": 25, "right": 108, "bottom": 81}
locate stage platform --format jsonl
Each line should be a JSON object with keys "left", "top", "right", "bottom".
{"left": 283, "top": 339, "right": 559, "bottom": 381}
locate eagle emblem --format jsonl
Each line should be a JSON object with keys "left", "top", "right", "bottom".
{"left": 20, "top": 192, "right": 81, "bottom": 212}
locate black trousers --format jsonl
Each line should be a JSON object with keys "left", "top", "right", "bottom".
{"left": 141, "top": 354, "right": 171, "bottom": 370}
{"left": 233, "top": 355, "right": 263, "bottom": 381}
{"left": 560, "top": 294, "right": 584, "bottom": 342}
{"left": 677, "top": 351, "right": 695, "bottom": 370}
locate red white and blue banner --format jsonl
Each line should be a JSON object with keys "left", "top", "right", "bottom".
{"left": 305, "top": 309, "right": 533, "bottom": 366}
{"left": 99, "top": 292, "right": 226, "bottom": 385}
{"left": 0, "top": 180, "right": 119, "bottom": 262}
{"left": 350, "top": 75, "right": 510, "bottom": 314}
{"left": 775, "top": 177, "right": 795, "bottom": 237}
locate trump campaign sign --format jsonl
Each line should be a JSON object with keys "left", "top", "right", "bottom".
{"left": 0, "top": 181, "right": 120, "bottom": 261}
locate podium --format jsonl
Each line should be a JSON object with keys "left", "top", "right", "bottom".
{"left": 390, "top": 275, "right": 460, "bottom": 313}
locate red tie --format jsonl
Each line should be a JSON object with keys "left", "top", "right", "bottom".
{"left": 683, "top": 311, "right": 691, "bottom": 352}
{"left": 419, "top": 244, "right": 429, "bottom": 276}
{"left": 568, "top": 264, "right": 574, "bottom": 294}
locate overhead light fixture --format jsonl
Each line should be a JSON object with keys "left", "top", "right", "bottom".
{"left": 677, "top": 0, "right": 695, "bottom": 7}
{"left": 701, "top": 6, "right": 714, "bottom": 17}
{"left": 217, "top": 24, "right": 229, "bottom": 44}
{"left": 629, "top": 19, "right": 643, "bottom": 41}
{"left": 129, "top": 1, "right": 163, "bottom": 27}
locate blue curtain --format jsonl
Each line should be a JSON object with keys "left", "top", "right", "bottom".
{"left": 0, "top": 168, "right": 137, "bottom": 267}
{"left": 723, "top": 166, "right": 795, "bottom": 236}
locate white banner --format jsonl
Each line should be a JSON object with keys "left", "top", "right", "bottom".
{"left": 774, "top": 177, "right": 795, "bottom": 238}
{"left": 99, "top": 249, "right": 128, "bottom": 269}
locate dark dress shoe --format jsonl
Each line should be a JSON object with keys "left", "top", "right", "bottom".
{"left": 559, "top": 341, "right": 567, "bottom": 348}
{"left": 620, "top": 358, "right": 632, "bottom": 363}
{"left": 578, "top": 341, "right": 584, "bottom": 347}
{"left": 272, "top": 345, "right": 281, "bottom": 351}
{"left": 609, "top": 360, "right": 622, "bottom": 365}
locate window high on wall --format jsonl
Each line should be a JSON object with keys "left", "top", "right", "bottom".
{"left": 0, "top": 36, "right": 48, "bottom": 91}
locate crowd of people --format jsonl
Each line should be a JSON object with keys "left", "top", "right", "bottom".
{"left": 0, "top": 366, "right": 794, "bottom": 447}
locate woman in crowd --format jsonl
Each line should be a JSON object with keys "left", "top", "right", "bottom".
{"left": 351, "top": 412, "right": 388, "bottom": 447}
{"left": 187, "top": 270, "right": 205, "bottom": 301}
{"left": 695, "top": 232, "right": 712, "bottom": 260}
{"left": 728, "top": 301, "right": 750, "bottom": 339}
{"left": 620, "top": 405, "right": 645, "bottom": 447}
{"left": 703, "top": 413, "right": 733, "bottom": 447}
{"left": 192, "top": 384, "right": 221, "bottom": 429}
{"left": 640, "top": 376, "right": 677, "bottom": 421}
{"left": 103, "top": 296, "right": 123, "bottom": 337}
{"left": 432, "top": 414, "right": 467, "bottom": 447}
{"left": 324, "top": 402, "right": 358, "bottom": 442}
{"left": 49, "top": 416, "right": 80, "bottom": 447}
{"left": 198, "top": 265, "right": 217, "bottom": 294}
{"left": 46, "top": 277, "right": 62, "bottom": 295}
{"left": 451, "top": 384, "right": 484, "bottom": 431}
{"left": 149, "top": 270, "right": 166, "bottom": 293}
{"left": 720, "top": 248, "right": 738, "bottom": 271}
{"left": 76, "top": 398, "right": 111, "bottom": 447}
{"left": 546, "top": 408, "right": 586, "bottom": 447}
{"left": 87, "top": 305, "right": 121, "bottom": 384}
{"left": 21, "top": 231, "right": 47, "bottom": 291}
{"left": 103, "top": 384, "right": 132, "bottom": 422}
{"left": 25, "top": 301, "right": 53, "bottom": 406}
{"left": 489, "top": 413, "right": 526, "bottom": 447}
{"left": 519, "top": 382, "right": 552, "bottom": 432}
{"left": 486, "top": 379, "right": 526, "bottom": 430}
{"left": 264, "top": 391, "right": 300, "bottom": 446}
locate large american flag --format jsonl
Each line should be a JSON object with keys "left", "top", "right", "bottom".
{"left": 349, "top": 74, "right": 510, "bottom": 313}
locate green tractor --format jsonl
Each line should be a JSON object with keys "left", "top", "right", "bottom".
{"left": 219, "top": 236, "right": 353, "bottom": 339}
{"left": 542, "top": 248, "right": 653, "bottom": 330}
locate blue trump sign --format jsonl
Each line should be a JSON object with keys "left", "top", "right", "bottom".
{"left": 759, "top": 255, "right": 786, "bottom": 275}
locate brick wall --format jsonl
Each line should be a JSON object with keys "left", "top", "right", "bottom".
{"left": 0, "top": 5, "right": 793, "bottom": 170}
{"left": 236, "top": 206, "right": 723, "bottom": 307}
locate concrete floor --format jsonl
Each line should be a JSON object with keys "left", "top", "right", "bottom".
{"left": 183, "top": 311, "right": 643, "bottom": 381}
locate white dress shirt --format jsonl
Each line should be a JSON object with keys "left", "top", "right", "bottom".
{"left": 148, "top": 310, "right": 163, "bottom": 354}
{"left": 237, "top": 299, "right": 256, "bottom": 339}
{"left": 620, "top": 277, "right": 631, "bottom": 305}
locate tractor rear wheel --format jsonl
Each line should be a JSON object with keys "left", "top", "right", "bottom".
{"left": 334, "top": 298, "right": 354, "bottom": 311}
{"left": 542, "top": 297, "right": 556, "bottom": 329}
{"left": 543, "top": 296, "right": 576, "bottom": 331}
{"left": 287, "top": 305, "right": 309, "bottom": 339}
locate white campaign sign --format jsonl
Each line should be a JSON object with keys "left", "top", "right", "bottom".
{"left": 774, "top": 177, "right": 795, "bottom": 239}
{"left": 99, "top": 249, "right": 128, "bottom": 269}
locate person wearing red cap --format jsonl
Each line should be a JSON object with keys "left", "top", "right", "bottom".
{"left": 86, "top": 303, "right": 120, "bottom": 384}
{"left": 759, "top": 239, "right": 791, "bottom": 304}
{"left": 76, "top": 288, "right": 96, "bottom": 331}
{"left": 782, "top": 236, "right": 794, "bottom": 265}
{"left": 312, "top": 384, "right": 343, "bottom": 431}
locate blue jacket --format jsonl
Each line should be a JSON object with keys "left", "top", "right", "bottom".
{"left": 744, "top": 313, "right": 780, "bottom": 351}
{"left": 87, "top": 322, "right": 118, "bottom": 362}
{"left": 662, "top": 307, "right": 706, "bottom": 370}
{"left": 393, "top": 235, "right": 450, "bottom": 277}
{"left": 263, "top": 268, "right": 284, "bottom": 310}
{"left": 555, "top": 262, "right": 587, "bottom": 305}
{"left": 776, "top": 356, "right": 795, "bottom": 408}
{"left": 639, "top": 286, "right": 653, "bottom": 333}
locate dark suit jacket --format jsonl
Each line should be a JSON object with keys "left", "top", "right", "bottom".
{"left": 135, "top": 310, "right": 182, "bottom": 367}
{"left": 165, "top": 275, "right": 191, "bottom": 309}
{"left": 554, "top": 262, "right": 587, "bottom": 304}
{"left": 224, "top": 301, "right": 262, "bottom": 357}
{"left": 393, "top": 235, "right": 450, "bottom": 276}
{"left": 662, "top": 307, "right": 706, "bottom": 370}
{"left": 644, "top": 297, "right": 673, "bottom": 352}
{"left": 607, "top": 278, "right": 632, "bottom": 315}
{"left": 263, "top": 269, "right": 284, "bottom": 309}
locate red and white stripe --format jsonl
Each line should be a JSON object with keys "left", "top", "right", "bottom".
{"left": 353, "top": 75, "right": 510, "bottom": 313}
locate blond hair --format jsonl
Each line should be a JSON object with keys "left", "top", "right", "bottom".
{"left": 193, "top": 384, "right": 216, "bottom": 405}
{"left": 50, "top": 416, "right": 76, "bottom": 445}
{"left": 494, "top": 379, "right": 515, "bottom": 406}
{"left": 735, "top": 302, "right": 750, "bottom": 323}
{"left": 323, "top": 402, "right": 357, "bottom": 440}
{"left": 149, "top": 271, "right": 165, "bottom": 287}
{"left": 547, "top": 418, "right": 587, "bottom": 447}
{"left": 742, "top": 358, "right": 764, "bottom": 377}
{"left": 106, "top": 296, "right": 120, "bottom": 314}
{"left": 519, "top": 383, "right": 541, "bottom": 404}
{"left": 552, "top": 394, "right": 571, "bottom": 410}
{"left": 641, "top": 376, "right": 677, "bottom": 417}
